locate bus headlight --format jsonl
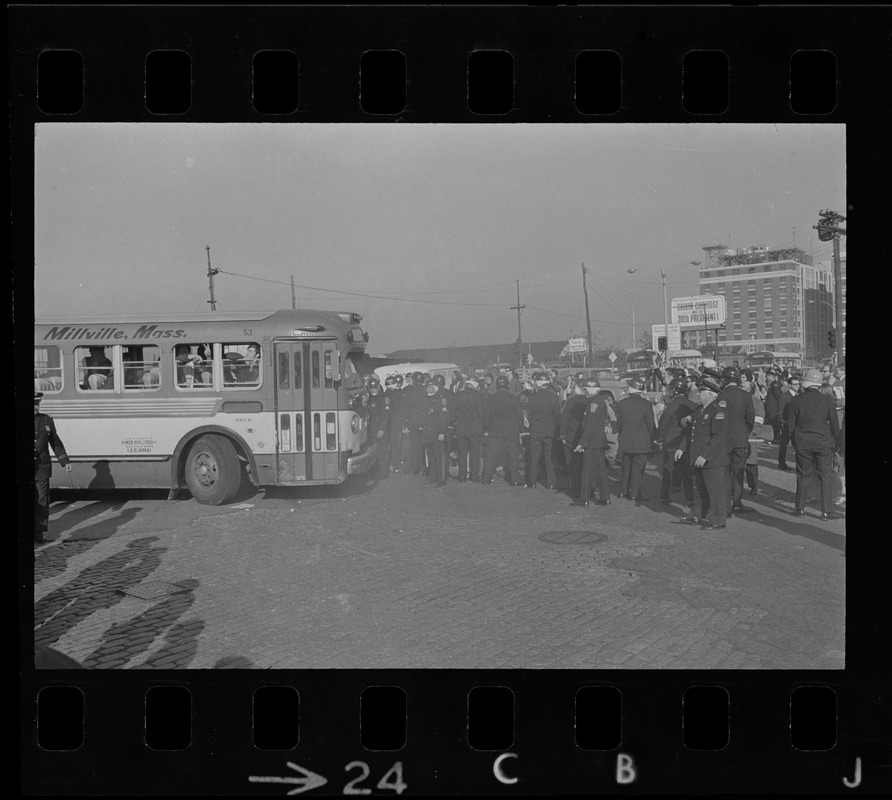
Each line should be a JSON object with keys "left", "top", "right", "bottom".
{"left": 351, "top": 414, "right": 360, "bottom": 434}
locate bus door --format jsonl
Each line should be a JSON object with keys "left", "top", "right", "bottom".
{"left": 274, "top": 339, "right": 340, "bottom": 483}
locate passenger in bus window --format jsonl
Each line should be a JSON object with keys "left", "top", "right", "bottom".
{"left": 175, "top": 344, "right": 202, "bottom": 387}
{"left": 239, "top": 343, "right": 261, "bottom": 384}
{"left": 197, "top": 344, "right": 214, "bottom": 384}
{"left": 80, "top": 346, "right": 113, "bottom": 390}
{"left": 222, "top": 347, "right": 244, "bottom": 386}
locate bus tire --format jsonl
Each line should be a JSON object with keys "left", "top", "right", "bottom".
{"left": 184, "top": 435, "right": 242, "bottom": 505}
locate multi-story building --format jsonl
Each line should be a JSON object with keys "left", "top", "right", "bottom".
{"left": 683, "top": 244, "right": 836, "bottom": 362}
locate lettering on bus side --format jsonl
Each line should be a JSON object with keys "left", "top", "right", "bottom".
{"left": 121, "top": 436, "right": 157, "bottom": 454}
{"left": 42, "top": 325, "right": 187, "bottom": 341}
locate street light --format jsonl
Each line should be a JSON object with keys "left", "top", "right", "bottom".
{"left": 627, "top": 260, "right": 701, "bottom": 353}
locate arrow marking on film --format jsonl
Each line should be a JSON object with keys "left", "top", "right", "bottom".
{"left": 249, "top": 762, "right": 328, "bottom": 795}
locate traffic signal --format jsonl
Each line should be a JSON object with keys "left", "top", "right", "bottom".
{"left": 657, "top": 336, "right": 668, "bottom": 351}
{"left": 828, "top": 328, "right": 836, "bottom": 349}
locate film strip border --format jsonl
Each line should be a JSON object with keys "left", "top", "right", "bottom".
{"left": 22, "top": 674, "right": 889, "bottom": 794}
{"left": 9, "top": 6, "right": 884, "bottom": 123}
{"left": 13, "top": 4, "right": 890, "bottom": 796}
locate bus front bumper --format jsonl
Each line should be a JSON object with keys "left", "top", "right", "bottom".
{"left": 346, "top": 444, "right": 378, "bottom": 476}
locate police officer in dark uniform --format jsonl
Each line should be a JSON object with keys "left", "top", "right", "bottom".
{"left": 656, "top": 377, "right": 696, "bottom": 508}
{"left": 420, "top": 379, "right": 453, "bottom": 486}
{"left": 34, "top": 392, "right": 71, "bottom": 544}
{"left": 788, "top": 368, "right": 840, "bottom": 520}
{"left": 525, "top": 372, "right": 562, "bottom": 489}
{"left": 366, "top": 375, "right": 390, "bottom": 478}
{"left": 482, "top": 375, "right": 525, "bottom": 486}
{"left": 559, "top": 381, "right": 588, "bottom": 497}
{"left": 453, "top": 378, "right": 486, "bottom": 483}
{"left": 384, "top": 375, "right": 406, "bottom": 473}
{"left": 717, "top": 365, "right": 756, "bottom": 515}
{"left": 676, "top": 377, "right": 730, "bottom": 530}
{"left": 570, "top": 378, "right": 611, "bottom": 506}
{"left": 616, "top": 376, "right": 656, "bottom": 502}
{"left": 404, "top": 372, "right": 426, "bottom": 475}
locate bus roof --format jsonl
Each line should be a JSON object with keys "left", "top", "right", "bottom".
{"left": 35, "top": 309, "right": 361, "bottom": 326}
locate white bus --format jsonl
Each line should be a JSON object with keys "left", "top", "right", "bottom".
{"left": 34, "top": 309, "right": 378, "bottom": 505}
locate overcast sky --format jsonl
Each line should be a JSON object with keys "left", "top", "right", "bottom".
{"left": 35, "top": 123, "right": 845, "bottom": 355}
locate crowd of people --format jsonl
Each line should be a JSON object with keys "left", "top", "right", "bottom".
{"left": 362, "top": 360, "right": 846, "bottom": 531}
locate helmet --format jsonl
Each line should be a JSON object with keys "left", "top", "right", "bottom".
{"left": 531, "top": 371, "right": 550, "bottom": 388}
{"left": 367, "top": 374, "right": 380, "bottom": 386}
{"left": 412, "top": 372, "right": 424, "bottom": 383}
{"left": 667, "top": 377, "right": 686, "bottom": 396}
{"left": 721, "top": 365, "right": 741, "bottom": 384}
{"left": 697, "top": 376, "right": 722, "bottom": 393}
{"left": 579, "top": 377, "right": 601, "bottom": 395}
{"left": 496, "top": 375, "right": 509, "bottom": 390}
{"left": 627, "top": 376, "right": 646, "bottom": 392}
{"left": 432, "top": 374, "right": 446, "bottom": 387}
{"left": 425, "top": 383, "right": 439, "bottom": 396}
{"left": 802, "top": 367, "right": 823, "bottom": 386}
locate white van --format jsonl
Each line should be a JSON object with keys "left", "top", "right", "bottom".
{"left": 372, "top": 362, "right": 460, "bottom": 385}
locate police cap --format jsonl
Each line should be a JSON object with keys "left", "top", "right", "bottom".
{"left": 700, "top": 367, "right": 722, "bottom": 381}
{"left": 697, "top": 376, "right": 722, "bottom": 393}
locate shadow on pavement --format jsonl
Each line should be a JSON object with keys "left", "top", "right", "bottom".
{"left": 34, "top": 535, "right": 165, "bottom": 649}
{"left": 35, "top": 507, "right": 143, "bottom": 583}
{"left": 48, "top": 497, "right": 128, "bottom": 537}
{"left": 84, "top": 578, "right": 200, "bottom": 669}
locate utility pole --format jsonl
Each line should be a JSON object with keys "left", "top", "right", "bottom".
{"left": 511, "top": 278, "right": 526, "bottom": 367}
{"left": 205, "top": 245, "right": 218, "bottom": 311}
{"left": 814, "top": 209, "right": 847, "bottom": 364}
{"left": 581, "top": 263, "right": 594, "bottom": 366}
{"left": 290, "top": 275, "right": 296, "bottom": 309}
{"left": 631, "top": 305, "right": 636, "bottom": 351}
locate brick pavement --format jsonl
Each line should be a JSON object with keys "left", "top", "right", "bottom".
{"left": 33, "top": 448, "right": 845, "bottom": 669}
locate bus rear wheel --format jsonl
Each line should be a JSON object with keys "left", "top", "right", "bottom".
{"left": 184, "top": 435, "right": 242, "bottom": 505}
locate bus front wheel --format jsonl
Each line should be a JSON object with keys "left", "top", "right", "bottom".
{"left": 184, "top": 435, "right": 242, "bottom": 505}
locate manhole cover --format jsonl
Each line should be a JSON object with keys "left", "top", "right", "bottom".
{"left": 538, "top": 530, "right": 608, "bottom": 545}
{"left": 118, "top": 581, "right": 193, "bottom": 601}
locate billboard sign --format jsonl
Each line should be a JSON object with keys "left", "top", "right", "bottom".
{"left": 671, "top": 295, "right": 727, "bottom": 329}
{"left": 562, "top": 336, "right": 588, "bottom": 354}
{"left": 651, "top": 323, "right": 682, "bottom": 352}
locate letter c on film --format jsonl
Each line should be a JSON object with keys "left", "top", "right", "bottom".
{"left": 493, "top": 752, "right": 518, "bottom": 785}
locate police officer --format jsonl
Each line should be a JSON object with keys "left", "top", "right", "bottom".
{"left": 482, "top": 375, "right": 525, "bottom": 486}
{"left": 525, "top": 372, "right": 562, "bottom": 489}
{"left": 788, "top": 367, "right": 840, "bottom": 520}
{"left": 404, "top": 372, "right": 427, "bottom": 475}
{"left": 365, "top": 375, "right": 390, "bottom": 477}
{"left": 742, "top": 370, "right": 765, "bottom": 496}
{"left": 676, "top": 377, "right": 730, "bottom": 530}
{"left": 384, "top": 375, "right": 407, "bottom": 473}
{"left": 717, "top": 365, "right": 756, "bottom": 515}
{"left": 776, "top": 374, "right": 800, "bottom": 470}
{"left": 656, "top": 377, "right": 696, "bottom": 508}
{"left": 570, "top": 378, "right": 611, "bottom": 506}
{"left": 420, "top": 379, "right": 452, "bottom": 486}
{"left": 616, "top": 376, "right": 656, "bottom": 502}
{"left": 559, "top": 379, "right": 588, "bottom": 497}
{"left": 34, "top": 392, "right": 71, "bottom": 544}
{"left": 453, "top": 378, "right": 486, "bottom": 483}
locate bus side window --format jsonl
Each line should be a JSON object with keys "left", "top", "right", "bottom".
{"left": 324, "top": 350, "right": 334, "bottom": 388}
{"left": 223, "top": 342, "right": 261, "bottom": 389}
{"left": 123, "top": 345, "right": 162, "bottom": 390}
{"left": 174, "top": 344, "right": 211, "bottom": 388}
{"left": 76, "top": 346, "right": 114, "bottom": 391}
{"left": 34, "top": 346, "right": 63, "bottom": 393}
